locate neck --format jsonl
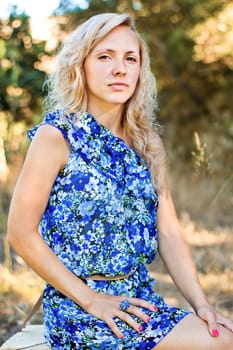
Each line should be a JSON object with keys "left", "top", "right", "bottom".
{"left": 87, "top": 104, "right": 124, "bottom": 136}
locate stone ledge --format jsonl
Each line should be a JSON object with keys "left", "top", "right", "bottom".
{"left": 0, "top": 325, "right": 49, "bottom": 350}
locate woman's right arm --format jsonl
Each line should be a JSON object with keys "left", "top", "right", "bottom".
{"left": 7, "top": 125, "right": 95, "bottom": 309}
{"left": 7, "top": 124, "right": 155, "bottom": 338}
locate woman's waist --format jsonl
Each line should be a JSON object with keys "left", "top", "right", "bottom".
{"left": 43, "top": 264, "right": 153, "bottom": 301}
{"left": 57, "top": 250, "right": 150, "bottom": 276}
{"left": 81, "top": 266, "right": 137, "bottom": 281}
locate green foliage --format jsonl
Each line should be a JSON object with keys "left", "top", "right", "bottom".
{"left": 0, "top": 10, "right": 48, "bottom": 124}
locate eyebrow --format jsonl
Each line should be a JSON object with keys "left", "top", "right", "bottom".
{"left": 94, "top": 48, "right": 139, "bottom": 55}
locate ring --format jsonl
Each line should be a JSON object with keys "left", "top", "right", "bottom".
{"left": 119, "top": 299, "right": 131, "bottom": 312}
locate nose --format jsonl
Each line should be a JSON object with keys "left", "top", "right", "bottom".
{"left": 112, "top": 58, "right": 126, "bottom": 76}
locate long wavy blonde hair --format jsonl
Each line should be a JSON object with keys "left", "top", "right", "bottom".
{"left": 45, "top": 13, "right": 166, "bottom": 193}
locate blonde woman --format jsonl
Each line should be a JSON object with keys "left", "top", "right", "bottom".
{"left": 7, "top": 13, "right": 233, "bottom": 349}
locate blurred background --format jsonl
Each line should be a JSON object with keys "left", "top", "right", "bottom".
{"left": 0, "top": 0, "right": 232, "bottom": 345}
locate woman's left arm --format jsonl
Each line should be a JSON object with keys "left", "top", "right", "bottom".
{"left": 157, "top": 180, "right": 233, "bottom": 334}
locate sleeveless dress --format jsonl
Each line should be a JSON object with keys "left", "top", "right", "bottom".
{"left": 28, "top": 110, "right": 191, "bottom": 349}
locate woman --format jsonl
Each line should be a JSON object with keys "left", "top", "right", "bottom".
{"left": 7, "top": 13, "right": 233, "bottom": 349}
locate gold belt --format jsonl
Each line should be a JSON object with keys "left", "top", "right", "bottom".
{"left": 84, "top": 270, "right": 135, "bottom": 281}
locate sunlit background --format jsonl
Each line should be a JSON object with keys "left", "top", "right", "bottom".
{"left": 0, "top": 0, "right": 88, "bottom": 18}
{"left": 0, "top": 0, "right": 232, "bottom": 345}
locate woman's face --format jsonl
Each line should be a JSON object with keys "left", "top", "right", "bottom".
{"left": 83, "top": 25, "right": 140, "bottom": 112}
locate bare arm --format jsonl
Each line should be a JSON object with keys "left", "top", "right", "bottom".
{"left": 157, "top": 183, "right": 207, "bottom": 311}
{"left": 157, "top": 178, "right": 233, "bottom": 334}
{"left": 7, "top": 125, "right": 95, "bottom": 309}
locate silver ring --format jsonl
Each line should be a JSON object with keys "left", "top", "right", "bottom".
{"left": 119, "top": 299, "right": 131, "bottom": 312}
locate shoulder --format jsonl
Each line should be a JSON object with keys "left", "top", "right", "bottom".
{"left": 28, "top": 109, "right": 75, "bottom": 148}
{"left": 28, "top": 109, "right": 80, "bottom": 150}
{"left": 33, "top": 123, "right": 67, "bottom": 144}
{"left": 27, "top": 123, "right": 70, "bottom": 170}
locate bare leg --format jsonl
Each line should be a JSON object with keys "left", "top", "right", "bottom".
{"left": 153, "top": 314, "right": 233, "bottom": 350}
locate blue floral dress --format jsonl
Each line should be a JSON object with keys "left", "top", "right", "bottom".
{"left": 28, "top": 110, "right": 191, "bottom": 349}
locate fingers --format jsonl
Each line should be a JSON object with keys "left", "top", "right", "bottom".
{"left": 104, "top": 299, "right": 153, "bottom": 338}
{"left": 105, "top": 318, "right": 124, "bottom": 339}
{"left": 206, "top": 313, "right": 219, "bottom": 337}
{"left": 216, "top": 314, "right": 233, "bottom": 333}
{"left": 126, "top": 303, "right": 152, "bottom": 324}
{"left": 87, "top": 293, "right": 157, "bottom": 339}
{"left": 127, "top": 296, "right": 158, "bottom": 313}
{"left": 197, "top": 305, "right": 233, "bottom": 337}
{"left": 114, "top": 298, "right": 155, "bottom": 334}
{"left": 119, "top": 297, "right": 157, "bottom": 328}
{"left": 105, "top": 308, "right": 149, "bottom": 338}
{"left": 197, "top": 305, "right": 219, "bottom": 337}
{"left": 117, "top": 309, "right": 143, "bottom": 331}
{"left": 103, "top": 306, "right": 146, "bottom": 339}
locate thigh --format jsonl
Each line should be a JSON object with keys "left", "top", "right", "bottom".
{"left": 154, "top": 314, "right": 233, "bottom": 350}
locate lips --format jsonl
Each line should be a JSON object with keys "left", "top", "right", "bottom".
{"left": 108, "top": 82, "right": 128, "bottom": 87}
{"left": 108, "top": 82, "right": 129, "bottom": 92}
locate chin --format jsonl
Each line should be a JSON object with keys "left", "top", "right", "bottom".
{"left": 108, "top": 96, "right": 132, "bottom": 105}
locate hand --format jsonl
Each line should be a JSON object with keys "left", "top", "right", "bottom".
{"left": 86, "top": 292, "right": 156, "bottom": 338}
{"left": 196, "top": 304, "right": 233, "bottom": 337}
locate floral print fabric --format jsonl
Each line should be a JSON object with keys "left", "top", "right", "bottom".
{"left": 28, "top": 110, "right": 190, "bottom": 349}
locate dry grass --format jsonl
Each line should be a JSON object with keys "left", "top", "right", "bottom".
{"left": 149, "top": 213, "right": 233, "bottom": 320}
{"left": 0, "top": 265, "right": 44, "bottom": 301}
{"left": 0, "top": 265, "right": 44, "bottom": 345}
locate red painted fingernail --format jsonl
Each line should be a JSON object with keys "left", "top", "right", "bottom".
{"left": 212, "top": 329, "right": 219, "bottom": 337}
{"left": 119, "top": 335, "right": 124, "bottom": 339}
{"left": 138, "top": 325, "right": 143, "bottom": 332}
{"left": 153, "top": 306, "right": 158, "bottom": 312}
{"left": 146, "top": 316, "right": 151, "bottom": 323}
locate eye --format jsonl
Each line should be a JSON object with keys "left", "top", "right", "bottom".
{"left": 126, "top": 56, "right": 138, "bottom": 63}
{"left": 98, "top": 54, "right": 111, "bottom": 60}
